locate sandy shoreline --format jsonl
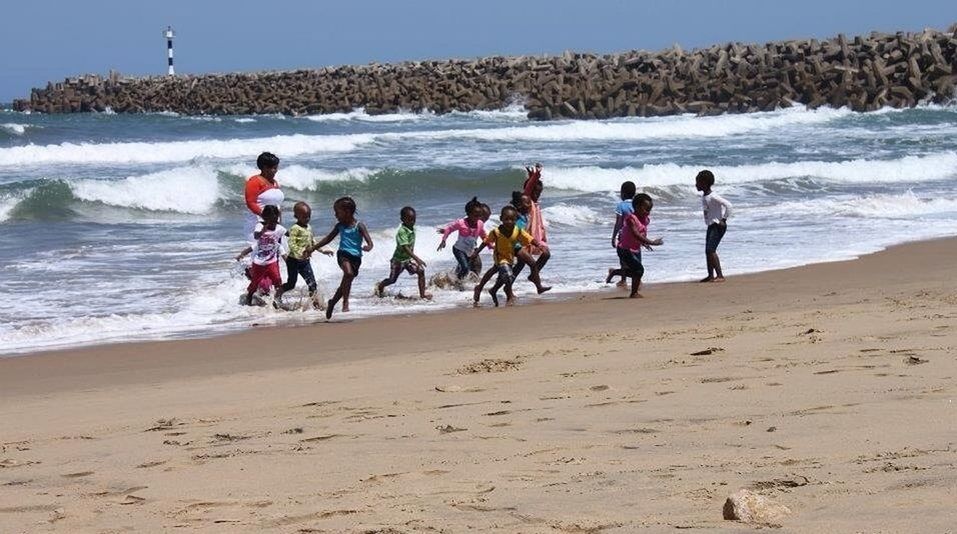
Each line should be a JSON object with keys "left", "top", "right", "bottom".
{"left": 2, "top": 237, "right": 956, "bottom": 532}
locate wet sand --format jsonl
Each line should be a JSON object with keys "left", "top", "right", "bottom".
{"left": 2, "top": 238, "right": 956, "bottom": 532}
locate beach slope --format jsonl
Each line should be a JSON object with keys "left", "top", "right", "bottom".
{"left": 2, "top": 238, "right": 956, "bottom": 532}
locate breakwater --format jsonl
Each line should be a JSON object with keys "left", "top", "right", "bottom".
{"left": 13, "top": 26, "right": 957, "bottom": 119}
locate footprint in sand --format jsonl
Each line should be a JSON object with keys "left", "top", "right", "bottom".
{"left": 61, "top": 471, "right": 94, "bottom": 478}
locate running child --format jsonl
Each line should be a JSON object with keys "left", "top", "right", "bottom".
{"left": 313, "top": 197, "right": 374, "bottom": 319}
{"left": 377, "top": 206, "right": 431, "bottom": 300}
{"left": 518, "top": 162, "right": 551, "bottom": 276}
{"left": 437, "top": 197, "right": 486, "bottom": 280}
{"left": 695, "top": 170, "right": 733, "bottom": 283}
{"left": 282, "top": 201, "right": 333, "bottom": 307}
{"left": 608, "top": 180, "right": 637, "bottom": 286}
{"left": 236, "top": 204, "right": 287, "bottom": 305}
{"left": 471, "top": 205, "right": 549, "bottom": 307}
{"left": 605, "top": 193, "right": 663, "bottom": 298}
{"left": 469, "top": 203, "right": 492, "bottom": 276}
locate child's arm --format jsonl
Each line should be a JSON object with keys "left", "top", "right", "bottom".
{"left": 611, "top": 214, "right": 623, "bottom": 248}
{"left": 523, "top": 167, "right": 541, "bottom": 197}
{"left": 312, "top": 225, "right": 340, "bottom": 250}
{"left": 713, "top": 193, "right": 733, "bottom": 222}
{"left": 403, "top": 245, "right": 427, "bottom": 267}
{"left": 437, "top": 221, "right": 457, "bottom": 250}
{"left": 626, "top": 217, "right": 663, "bottom": 247}
{"left": 359, "top": 223, "right": 374, "bottom": 252}
{"left": 235, "top": 246, "right": 252, "bottom": 261}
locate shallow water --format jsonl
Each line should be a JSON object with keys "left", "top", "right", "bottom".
{"left": 1, "top": 104, "right": 956, "bottom": 354}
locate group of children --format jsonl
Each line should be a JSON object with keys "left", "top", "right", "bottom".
{"left": 237, "top": 159, "right": 733, "bottom": 319}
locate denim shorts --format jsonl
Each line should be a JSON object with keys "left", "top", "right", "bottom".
{"left": 616, "top": 248, "right": 644, "bottom": 278}
{"left": 706, "top": 223, "right": 727, "bottom": 254}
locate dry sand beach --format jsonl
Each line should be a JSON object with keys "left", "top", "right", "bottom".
{"left": 2, "top": 238, "right": 956, "bottom": 533}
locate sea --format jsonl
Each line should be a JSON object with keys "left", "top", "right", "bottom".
{"left": 2, "top": 103, "right": 956, "bottom": 355}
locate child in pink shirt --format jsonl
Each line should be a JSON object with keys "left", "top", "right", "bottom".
{"left": 438, "top": 197, "right": 487, "bottom": 280}
{"left": 605, "top": 193, "right": 663, "bottom": 298}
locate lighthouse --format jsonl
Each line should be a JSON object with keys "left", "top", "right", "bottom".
{"left": 164, "top": 26, "right": 175, "bottom": 76}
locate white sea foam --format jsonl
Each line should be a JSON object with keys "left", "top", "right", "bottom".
{"left": 0, "top": 133, "right": 375, "bottom": 166}
{"left": 304, "top": 108, "right": 430, "bottom": 123}
{"left": 757, "top": 191, "right": 957, "bottom": 219}
{"left": 233, "top": 117, "right": 257, "bottom": 123}
{"left": 1, "top": 123, "right": 31, "bottom": 135}
{"left": 223, "top": 164, "right": 377, "bottom": 190}
{"left": 406, "top": 105, "right": 851, "bottom": 143}
{"left": 70, "top": 167, "right": 221, "bottom": 213}
{"left": 542, "top": 152, "right": 957, "bottom": 192}
{"left": 541, "top": 204, "right": 606, "bottom": 227}
{"left": 0, "top": 194, "right": 20, "bottom": 222}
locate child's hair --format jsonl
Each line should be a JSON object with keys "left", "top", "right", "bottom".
{"left": 256, "top": 152, "right": 280, "bottom": 170}
{"left": 334, "top": 196, "right": 357, "bottom": 214}
{"left": 480, "top": 203, "right": 491, "bottom": 214}
{"left": 510, "top": 190, "right": 524, "bottom": 208}
{"left": 400, "top": 206, "right": 416, "bottom": 219}
{"left": 464, "top": 196, "right": 481, "bottom": 215}
{"left": 261, "top": 204, "right": 280, "bottom": 221}
{"left": 696, "top": 170, "right": 715, "bottom": 188}
{"left": 500, "top": 205, "right": 519, "bottom": 218}
{"left": 620, "top": 181, "right": 637, "bottom": 200}
{"left": 633, "top": 193, "right": 653, "bottom": 210}
{"left": 293, "top": 201, "right": 310, "bottom": 215}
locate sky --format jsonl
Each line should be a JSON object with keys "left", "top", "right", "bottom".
{"left": 2, "top": 0, "right": 955, "bottom": 102}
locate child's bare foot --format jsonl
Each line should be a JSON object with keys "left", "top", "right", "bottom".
{"left": 325, "top": 300, "right": 334, "bottom": 320}
{"left": 421, "top": 292, "right": 433, "bottom": 300}
{"left": 629, "top": 292, "right": 644, "bottom": 298}
{"left": 605, "top": 268, "right": 614, "bottom": 284}
{"left": 472, "top": 286, "right": 481, "bottom": 304}
{"left": 341, "top": 304, "right": 350, "bottom": 313}
{"left": 374, "top": 284, "right": 384, "bottom": 297}
{"left": 488, "top": 289, "right": 499, "bottom": 307}
{"left": 713, "top": 277, "right": 726, "bottom": 283}
{"left": 505, "top": 296, "right": 516, "bottom": 306}
{"left": 699, "top": 276, "right": 714, "bottom": 283}
{"left": 616, "top": 280, "right": 628, "bottom": 288}
{"left": 537, "top": 285, "right": 551, "bottom": 295}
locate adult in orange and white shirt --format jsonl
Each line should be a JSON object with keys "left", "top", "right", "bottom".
{"left": 244, "top": 152, "right": 285, "bottom": 243}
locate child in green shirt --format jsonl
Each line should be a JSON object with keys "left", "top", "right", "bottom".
{"left": 376, "top": 206, "right": 431, "bottom": 300}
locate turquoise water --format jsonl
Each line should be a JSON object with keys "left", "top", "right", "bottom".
{"left": 1, "top": 104, "right": 956, "bottom": 354}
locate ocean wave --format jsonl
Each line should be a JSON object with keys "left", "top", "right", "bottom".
{"left": 541, "top": 204, "right": 607, "bottom": 227}
{"left": 233, "top": 117, "right": 257, "bottom": 123}
{"left": 405, "top": 105, "right": 851, "bottom": 143}
{"left": 70, "top": 167, "right": 222, "bottom": 213}
{"left": 1, "top": 123, "right": 35, "bottom": 135}
{"left": 223, "top": 164, "right": 377, "bottom": 191}
{"left": 0, "top": 133, "right": 375, "bottom": 166}
{"left": 303, "top": 107, "right": 431, "bottom": 123}
{"left": 759, "top": 191, "right": 957, "bottom": 219}
{"left": 0, "top": 194, "right": 19, "bottom": 222}
{"left": 542, "top": 152, "right": 957, "bottom": 192}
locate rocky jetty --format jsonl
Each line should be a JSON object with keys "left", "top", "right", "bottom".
{"left": 13, "top": 25, "right": 957, "bottom": 119}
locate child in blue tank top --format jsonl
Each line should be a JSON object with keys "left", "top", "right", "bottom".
{"left": 313, "top": 196, "right": 374, "bottom": 319}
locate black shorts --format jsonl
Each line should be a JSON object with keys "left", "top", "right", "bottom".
{"left": 706, "top": 223, "right": 727, "bottom": 254}
{"left": 337, "top": 250, "right": 362, "bottom": 273}
{"left": 616, "top": 248, "right": 644, "bottom": 278}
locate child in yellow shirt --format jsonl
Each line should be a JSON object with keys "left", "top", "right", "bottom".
{"left": 471, "top": 205, "right": 549, "bottom": 307}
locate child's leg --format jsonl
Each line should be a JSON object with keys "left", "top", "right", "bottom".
{"left": 452, "top": 248, "right": 470, "bottom": 279}
{"left": 534, "top": 248, "right": 550, "bottom": 272}
{"left": 503, "top": 271, "right": 516, "bottom": 304}
{"left": 629, "top": 263, "right": 645, "bottom": 298}
{"left": 299, "top": 260, "right": 318, "bottom": 297}
{"left": 511, "top": 256, "right": 526, "bottom": 278}
{"left": 473, "top": 265, "right": 498, "bottom": 304}
{"left": 281, "top": 257, "right": 300, "bottom": 293}
{"left": 710, "top": 252, "right": 724, "bottom": 280}
{"left": 376, "top": 262, "right": 402, "bottom": 296}
{"left": 416, "top": 265, "right": 431, "bottom": 299}
{"left": 266, "top": 262, "right": 284, "bottom": 300}
{"left": 327, "top": 256, "right": 356, "bottom": 318}
{"left": 488, "top": 266, "right": 510, "bottom": 307}
{"left": 469, "top": 254, "right": 483, "bottom": 276}
{"left": 517, "top": 249, "right": 550, "bottom": 294}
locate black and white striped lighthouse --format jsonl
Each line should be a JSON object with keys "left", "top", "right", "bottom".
{"left": 164, "top": 26, "right": 175, "bottom": 76}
